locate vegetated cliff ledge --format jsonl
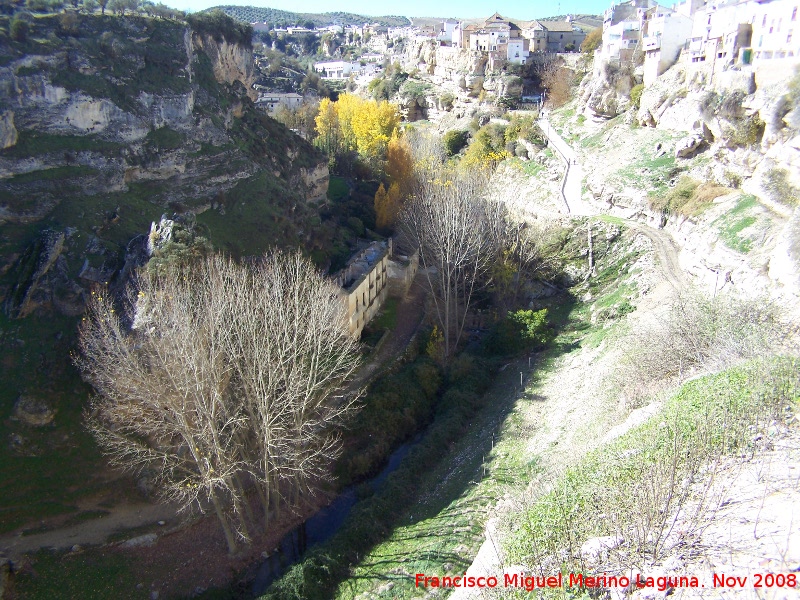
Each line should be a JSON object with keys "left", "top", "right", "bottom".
{"left": 0, "top": 12, "right": 332, "bottom": 319}
{"left": 569, "top": 59, "right": 800, "bottom": 305}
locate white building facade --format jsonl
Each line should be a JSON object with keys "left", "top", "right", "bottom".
{"left": 642, "top": 8, "right": 694, "bottom": 83}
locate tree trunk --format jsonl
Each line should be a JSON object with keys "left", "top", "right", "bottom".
{"left": 210, "top": 490, "right": 237, "bottom": 555}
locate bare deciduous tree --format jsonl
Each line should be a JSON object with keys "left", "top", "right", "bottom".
{"left": 491, "top": 220, "right": 561, "bottom": 310}
{"left": 401, "top": 168, "right": 506, "bottom": 359}
{"left": 77, "top": 251, "right": 360, "bottom": 553}
{"left": 536, "top": 54, "right": 573, "bottom": 107}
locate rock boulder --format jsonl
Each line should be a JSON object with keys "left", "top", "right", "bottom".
{"left": 13, "top": 395, "right": 56, "bottom": 427}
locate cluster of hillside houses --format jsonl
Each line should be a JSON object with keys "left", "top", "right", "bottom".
{"left": 597, "top": 0, "right": 798, "bottom": 85}
{"left": 251, "top": 13, "right": 588, "bottom": 80}
{"left": 450, "top": 13, "right": 587, "bottom": 63}
{"left": 303, "top": 14, "right": 587, "bottom": 84}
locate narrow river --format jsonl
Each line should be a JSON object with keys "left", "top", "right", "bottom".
{"left": 251, "top": 437, "right": 420, "bottom": 595}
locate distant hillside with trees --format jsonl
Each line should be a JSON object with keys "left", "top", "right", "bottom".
{"left": 540, "top": 14, "right": 602, "bottom": 30}
{"left": 206, "top": 5, "right": 410, "bottom": 27}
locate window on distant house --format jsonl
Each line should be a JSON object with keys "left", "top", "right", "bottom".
{"left": 762, "top": 15, "right": 767, "bottom": 26}
{"left": 793, "top": 6, "right": 798, "bottom": 21}
{"left": 759, "top": 35, "right": 763, "bottom": 46}
{"left": 788, "top": 30, "right": 794, "bottom": 43}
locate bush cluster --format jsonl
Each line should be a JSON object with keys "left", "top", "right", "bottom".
{"left": 630, "top": 83, "right": 644, "bottom": 109}
{"left": 504, "top": 114, "right": 543, "bottom": 145}
{"left": 443, "top": 129, "right": 469, "bottom": 156}
{"left": 615, "top": 289, "right": 786, "bottom": 407}
{"left": 337, "top": 354, "right": 442, "bottom": 484}
{"left": 700, "top": 90, "right": 764, "bottom": 147}
{"left": 763, "top": 167, "right": 799, "bottom": 206}
{"left": 367, "top": 63, "right": 408, "bottom": 101}
{"left": 482, "top": 309, "right": 551, "bottom": 356}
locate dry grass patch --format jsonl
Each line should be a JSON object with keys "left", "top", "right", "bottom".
{"left": 649, "top": 177, "right": 733, "bottom": 217}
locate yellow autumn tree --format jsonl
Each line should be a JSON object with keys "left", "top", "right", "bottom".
{"left": 350, "top": 97, "right": 399, "bottom": 168}
{"left": 374, "top": 183, "right": 389, "bottom": 230}
{"left": 375, "top": 182, "right": 402, "bottom": 230}
{"left": 314, "top": 94, "right": 400, "bottom": 171}
{"left": 334, "top": 93, "right": 360, "bottom": 153}
{"left": 386, "top": 133, "right": 415, "bottom": 192}
{"left": 373, "top": 132, "right": 415, "bottom": 231}
{"left": 314, "top": 98, "right": 341, "bottom": 159}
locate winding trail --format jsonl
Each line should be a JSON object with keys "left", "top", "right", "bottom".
{"left": 627, "top": 221, "right": 686, "bottom": 289}
{"left": 539, "top": 117, "right": 687, "bottom": 290}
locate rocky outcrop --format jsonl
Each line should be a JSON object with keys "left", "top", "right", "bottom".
{"left": 482, "top": 74, "right": 523, "bottom": 99}
{"left": 5, "top": 229, "right": 65, "bottom": 318}
{"left": 403, "top": 42, "right": 486, "bottom": 87}
{"left": 0, "top": 111, "right": 18, "bottom": 149}
{"left": 0, "top": 13, "right": 331, "bottom": 319}
{"left": 578, "top": 60, "right": 638, "bottom": 118}
{"left": 618, "top": 60, "right": 800, "bottom": 218}
{"left": 674, "top": 133, "right": 705, "bottom": 158}
{"left": 300, "top": 163, "right": 329, "bottom": 202}
{"left": 147, "top": 215, "right": 176, "bottom": 255}
{"left": 192, "top": 33, "right": 258, "bottom": 102}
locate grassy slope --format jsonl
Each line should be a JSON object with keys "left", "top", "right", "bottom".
{"left": 504, "top": 355, "right": 799, "bottom": 598}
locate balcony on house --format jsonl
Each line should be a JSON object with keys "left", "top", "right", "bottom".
{"left": 643, "top": 35, "right": 662, "bottom": 49}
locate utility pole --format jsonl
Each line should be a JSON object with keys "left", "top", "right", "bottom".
{"left": 587, "top": 220, "right": 593, "bottom": 277}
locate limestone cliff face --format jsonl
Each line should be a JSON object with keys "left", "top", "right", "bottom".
{"left": 191, "top": 32, "right": 258, "bottom": 102}
{"left": 0, "top": 16, "right": 326, "bottom": 219}
{"left": 299, "top": 163, "right": 330, "bottom": 201}
{"left": 575, "top": 58, "right": 800, "bottom": 305}
{"left": 0, "top": 13, "right": 329, "bottom": 318}
{"left": 634, "top": 63, "right": 800, "bottom": 198}
{"left": 401, "top": 40, "right": 481, "bottom": 95}
{"left": 577, "top": 62, "right": 636, "bottom": 118}
{"left": 390, "top": 41, "right": 523, "bottom": 124}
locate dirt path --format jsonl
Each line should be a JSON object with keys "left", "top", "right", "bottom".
{"left": 539, "top": 119, "right": 687, "bottom": 291}
{"left": 0, "top": 501, "right": 181, "bottom": 559}
{"left": 626, "top": 220, "right": 687, "bottom": 290}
